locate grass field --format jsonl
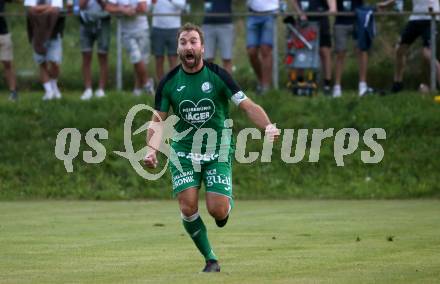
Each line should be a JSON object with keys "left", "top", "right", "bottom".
{"left": 1, "top": 200, "right": 439, "bottom": 283}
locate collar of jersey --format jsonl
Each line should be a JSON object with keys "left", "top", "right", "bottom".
{"left": 180, "top": 61, "right": 206, "bottom": 75}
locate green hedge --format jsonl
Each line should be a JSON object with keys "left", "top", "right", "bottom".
{"left": 1, "top": 91, "right": 439, "bottom": 199}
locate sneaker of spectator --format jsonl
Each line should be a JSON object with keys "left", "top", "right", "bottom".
{"left": 42, "top": 81, "right": 54, "bottom": 100}
{"left": 256, "top": 85, "right": 269, "bottom": 96}
{"left": 359, "top": 82, "right": 374, "bottom": 96}
{"left": 133, "top": 88, "right": 143, "bottom": 97}
{"left": 332, "top": 85, "right": 342, "bottom": 98}
{"left": 144, "top": 78, "right": 155, "bottom": 96}
{"left": 418, "top": 83, "right": 430, "bottom": 94}
{"left": 42, "top": 91, "right": 54, "bottom": 101}
{"left": 95, "top": 89, "right": 106, "bottom": 98}
{"left": 323, "top": 84, "right": 332, "bottom": 96}
{"left": 391, "top": 81, "right": 403, "bottom": 93}
{"left": 359, "top": 82, "right": 367, "bottom": 96}
{"left": 51, "top": 79, "right": 62, "bottom": 99}
{"left": 8, "top": 90, "right": 18, "bottom": 102}
{"left": 81, "top": 88, "right": 93, "bottom": 100}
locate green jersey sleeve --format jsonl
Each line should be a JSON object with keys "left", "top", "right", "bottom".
{"left": 205, "top": 62, "right": 248, "bottom": 106}
{"left": 154, "top": 66, "right": 181, "bottom": 112}
{"left": 155, "top": 80, "right": 170, "bottom": 112}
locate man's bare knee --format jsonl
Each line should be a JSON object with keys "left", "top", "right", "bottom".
{"left": 247, "top": 47, "right": 259, "bottom": 57}
{"left": 180, "top": 204, "right": 198, "bottom": 217}
{"left": 260, "top": 45, "right": 272, "bottom": 58}
{"left": 207, "top": 206, "right": 228, "bottom": 220}
{"left": 178, "top": 188, "right": 199, "bottom": 217}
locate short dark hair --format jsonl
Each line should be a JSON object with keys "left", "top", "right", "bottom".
{"left": 177, "top": 23, "right": 204, "bottom": 45}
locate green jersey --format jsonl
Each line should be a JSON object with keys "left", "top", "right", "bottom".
{"left": 155, "top": 61, "right": 247, "bottom": 155}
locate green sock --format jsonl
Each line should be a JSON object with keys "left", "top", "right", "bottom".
{"left": 182, "top": 213, "right": 217, "bottom": 261}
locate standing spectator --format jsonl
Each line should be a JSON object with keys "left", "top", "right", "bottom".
{"left": 378, "top": 0, "right": 440, "bottom": 93}
{"left": 150, "top": 0, "right": 185, "bottom": 81}
{"left": 106, "top": 0, "right": 154, "bottom": 96}
{"left": 333, "top": 0, "right": 372, "bottom": 97}
{"left": 202, "top": 0, "right": 234, "bottom": 74}
{"left": 0, "top": 0, "right": 18, "bottom": 101}
{"left": 246, "top": 0, "right": 279, "bottom": 95}
{"left": 292, "top": 0, "right": 336, "bottom": 95}
{"left": 25, "top": 0, "right": 65, "bottom": 100}
{"left": 78, "top": 0, "right": 111, "bottom": 100}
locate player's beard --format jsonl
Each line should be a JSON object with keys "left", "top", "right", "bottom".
{"left": 179, "top": 49, "right": 202, "bottom": 69}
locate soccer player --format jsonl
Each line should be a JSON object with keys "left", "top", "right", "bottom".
{"left": 143, "top": 23, "right": 280, "bottom": 272}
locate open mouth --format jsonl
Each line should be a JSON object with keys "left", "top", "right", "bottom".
{"left": 185, "top": 53, "right": 195, "bottom": 61}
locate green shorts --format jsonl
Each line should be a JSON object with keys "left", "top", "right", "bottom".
{"left": 169, "top": 151, "right": 233, "bottom": 199}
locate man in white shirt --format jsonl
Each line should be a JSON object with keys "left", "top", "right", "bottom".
{"left": 24, "top": 0, "right": 65, "bottom": 100}
{"left": 106, "top": 0, "right": 154, "bottom": 96}
{"left": 246, "top": 0, "right": 279, "bottom": 95}
{"left": 379, "top": 0, "right": 440, "bottom": 93}
{"left": 150, "top": 0, "right": 185, "bottom": 80}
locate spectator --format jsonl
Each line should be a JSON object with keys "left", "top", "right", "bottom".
{"left": 150, "top": 0, "right": 185, "bottom": 81}
{"left": 378, "top": 0, "right": 440, "bottom": 93}
{"left": 292, "top": 0, "right": 336, "bottom": 95}
{"left": 0, "top": 0, "right": 17, "bottom": 101}
{"left": 78, "top": 0, "right": 111, "bottom": 100}
{"left": 25, "top": 0, "right": 65, "bottom": 101}
{"left": 106, "top": 0, "right": 154, "bottom": 96}
{"left": 202, "top": 0, "right": 234, "bottom": 74}
{"left": 246, "top": 0, "right": 279, "bottom": 95}
{"left": 333, "top": 0, "right": 372, "bottom": 97}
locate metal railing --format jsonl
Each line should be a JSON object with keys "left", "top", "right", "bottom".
{"left": 0, "top": 9, "right": 439, "bottom": 92}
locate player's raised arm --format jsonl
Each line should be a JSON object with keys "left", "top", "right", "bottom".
{"left": 238, "top": 99, "right": 280, "bottom": 142}
{"left": 203, "top": 61, "right": 281, "bottom": 142}
{"left": 144, "top": 111, "right": 168, "bottom": 168}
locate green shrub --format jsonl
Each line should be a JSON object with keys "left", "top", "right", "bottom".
{"left": 1, "top": 91, "right": 439, "bottom": 199}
